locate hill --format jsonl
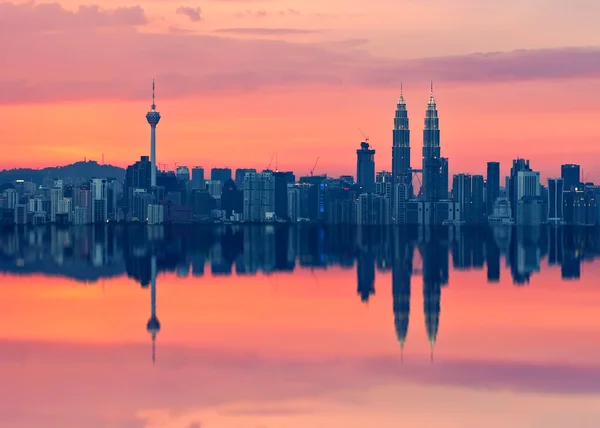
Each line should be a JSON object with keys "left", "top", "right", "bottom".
{"left": 0, "top": 160, "right": 126, "bottom": 185}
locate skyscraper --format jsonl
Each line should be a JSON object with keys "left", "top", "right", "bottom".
{"left": 356, "top": 141, "right": 375, "bottom": 193}
{"left": 472, "top": 175, "right": 485, "bottom": 223}
{"left": 211, "top": 168, "right": 232, "bottom": 184}
{"left": 452, "top": 174, "right": 471, "bottom": 223}
{"left": 548, "top": 178, "right": 564, "bottom": 224}
{"left": 145, "top": 80, "right": 161, "bottom": 188}
{"left": 422, "top": 84, "right": 442, "bottom": 209}
{"left": 191, "top": 167, "right": 205, "bottom": 190}
{"left": 509, "top": 159, "right": 531, "bottom": 220}
{"left": 392, "top": 86, "right": 411, "bottom": 191}
{"left": 561, "top": 164, "right": 580, "bottom": 191}
{"left": 486, "top": 162, "right": 500, "bottom": 216}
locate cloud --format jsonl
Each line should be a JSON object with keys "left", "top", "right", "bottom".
{"left": 0, "top": 2, "right": 147, "bottom": 31}
{"left": 234, "top": 9, "right": 267, "bottom": 18}
{"left": 214, "top": 27, "right": 319, "bottom": 35}
{"left": 176, "top": 6, "right": 203, "bottom": 22}
{"left": 1, "top": 2, "right": 600, "bottom": 105}
{"left": 279, "top": 8, "right": 300, "bottom": 16}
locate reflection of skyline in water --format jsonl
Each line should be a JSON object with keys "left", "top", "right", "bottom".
{"left": 2, "top": 225, "right": 599, "bottom": 285}
{"left": 2, "top": 224, "right": 600, "bottom": 364}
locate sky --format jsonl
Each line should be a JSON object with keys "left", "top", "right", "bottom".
{"left": 1, "top": 263, "right": 600, "bottom": 427}
{"left": 1, "top": 0, "right": 600, "bottom": 180}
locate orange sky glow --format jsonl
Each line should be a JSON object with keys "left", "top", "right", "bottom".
{"left": 2, "top": 1, "right": 600, "bottom": 180}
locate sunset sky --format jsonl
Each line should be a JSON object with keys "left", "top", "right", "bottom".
{"left": 1, "top": 0, "right": 600, "bottom": 180}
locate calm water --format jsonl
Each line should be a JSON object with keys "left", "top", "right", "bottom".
{"left": 1, "top": 225, "right": 600, "bottom": 428}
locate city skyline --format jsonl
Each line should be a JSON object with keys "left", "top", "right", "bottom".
{"left": 2, "top": 1, "right": 600, "bottom": 179}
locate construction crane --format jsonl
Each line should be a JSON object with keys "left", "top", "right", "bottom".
{"left": 310, "top": 157, "right": 319, "bottom": 176}
{"left": 266, "top": 152, "right": 275, "bottom": 170}
{"left": 358, "top": 128, "right": 370, "bottom": 144}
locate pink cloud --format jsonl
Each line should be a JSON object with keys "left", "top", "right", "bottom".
{"left": 1, "top": 2, "right": 600, "bottom": 105}
{"left": 0, "top": 2, "right": 147, "bottom": 31}
{"left": 176, "top": 6, "right": 203, "bottom": 22}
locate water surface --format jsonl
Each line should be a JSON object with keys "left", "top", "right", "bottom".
{"left": 1, "top": 225, "right": 599, "bottom": 427}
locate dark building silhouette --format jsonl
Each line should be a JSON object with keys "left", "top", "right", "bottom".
{"left": 509, "top": 159, "right": 532, "bottom": 220}
{"left": 392, "top": 88, "right": 411, "bottom": 193}
{"left": 356, "top": 142, "right": 376, "bottom": 193}
{"left": 274, "top": 172, "right": 289, "bottom": 220}
{"left": 561, "top": 164, "right": 581, "bottom": 191}
{"left": 221, "top": 179, "right": 243, "bottom": 217}
{"left": 486, "top": 162, "right": 500, "bottom": 216}
{"left": 472, "top": 175, "right": 485, "bottom": 223}
{"left": 211, "top": 168, "right": 232, "bottom": 187}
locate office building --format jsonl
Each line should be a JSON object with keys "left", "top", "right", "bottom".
{"left": 191, "top": 167, "right": 205, "bottom": 190}
{"left": 452, "top": 174, "right": 472, "bottom": 223}
{"left": 356, "top": 141, "right": 375, "bottom": 193}
{"left": 211, "top": 168, "right": 232, "bottom": 185}
{"left": 392, "top": 86, "right": 411, "bottom": 194}
{"left": 472, "top": 175, "right": 485, "bottom": 223}
{"left": 486, "top": 162, "right": 500, "bottom": 216}
{"left": 561, "top": 164, "right": 580, "bottom": 191}
{"left": 548, "top": 178, "right": 564, "bottom": 224}
{"left": 243, "top": 172, "right": 275, "bottom": 222}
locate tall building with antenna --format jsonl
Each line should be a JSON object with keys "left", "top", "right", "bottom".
{"left": 146, "top": 80, "right": 161, "bottom": 188}
{"left": 422, "top": 82, "right": 441, "bottom": 202}
{"left": 392, "top": 84, "right": 411, "bottom": 193}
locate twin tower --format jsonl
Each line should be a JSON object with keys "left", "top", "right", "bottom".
{"left": 392, "top": 85, "right": 447, "bottom": 207}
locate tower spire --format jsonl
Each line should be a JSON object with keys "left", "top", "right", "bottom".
{"left": 151, "top": 79, "right": 156, "bottom": 110}
{"left": 401, "top": 81, "right": 403, "bottom": 95}
{"left": 430, "top": 80, "right": 433, "bottom": 95}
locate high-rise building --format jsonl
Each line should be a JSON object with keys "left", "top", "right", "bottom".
{"left": 50, "top": 186, "right": 63, "bottom": 222}
{"left": 274, "top": 171, "right": 288, "bottom": 220}
{"left": 73, "top": 206, "right": 88, "bottom": 225}
{"left": 357, "top": 193, "right": 391, "bottom": 225}
{"left": 548, "top": 178, "right": 564, "bottom": 224}
{"left": 191, "top": 167, "right": 205, "bottom": 190}
{"left": 376, "top": 171, "right": 392, "bottom": 199}
{"left": 243, "top": 172, "right": 275, "bottom": 222}
{"left": 438, "top": 158, "right": 449, "bottom": 200}
{"left": 145, "top": 80, "right": 161, "bottom": 188}
{"left": 91, "top": 178, "right": 108, "bottom": 223}
{"left": 517, "top": 171, "right": 541, "bottom": 200}
{"left": 509, "top": 159, "right": 532, "bottom": 220}
{"left": 58, "top": 197, "right": 72, "bottom": 222}
{"left": 176, "top": 166, "right": 190, "bottom": 182}
{"left": 211, "top": 168, "right": 232, "bottom": 185}
{"left": 392, "top": 86, "right": 411, "bottom": 193}
{"left": 472, "top": 175, "right": 485, "bottom": 223}
{"left": 422, "top": 84, "right": 442, "bottom": 222}
{"left": 3, "top": 189, "right": 17, "bottom": 210}
{"left": 356, "top": 141, "right": 375, "bottom": 193}
{"left": 235, "top": 168, "right": 256, "bottom": 188}
{"left": 486, "top": 162, "right": 500, "bottom": 216}
{"left": 561, "top": 164, "right": 580, "bottom": 191}
{"left": 287, "top": 185, "right": 300, "bottom": 223}
{"left": 452, "top": 174, "right": 471, "bottom": 223}
{"left": 14, "top": 204, "right": 27, "bottom": 225}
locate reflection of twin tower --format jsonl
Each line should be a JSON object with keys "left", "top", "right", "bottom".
{"left": 392, "top": 241, "right": 443, "bottom": 362}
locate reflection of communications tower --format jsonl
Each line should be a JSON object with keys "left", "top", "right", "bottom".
{"left": 147, "top": 255, "right": 161, "bottom": 364}
{"left": 146, "top": 80, "right": 161, "bottom": 188}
